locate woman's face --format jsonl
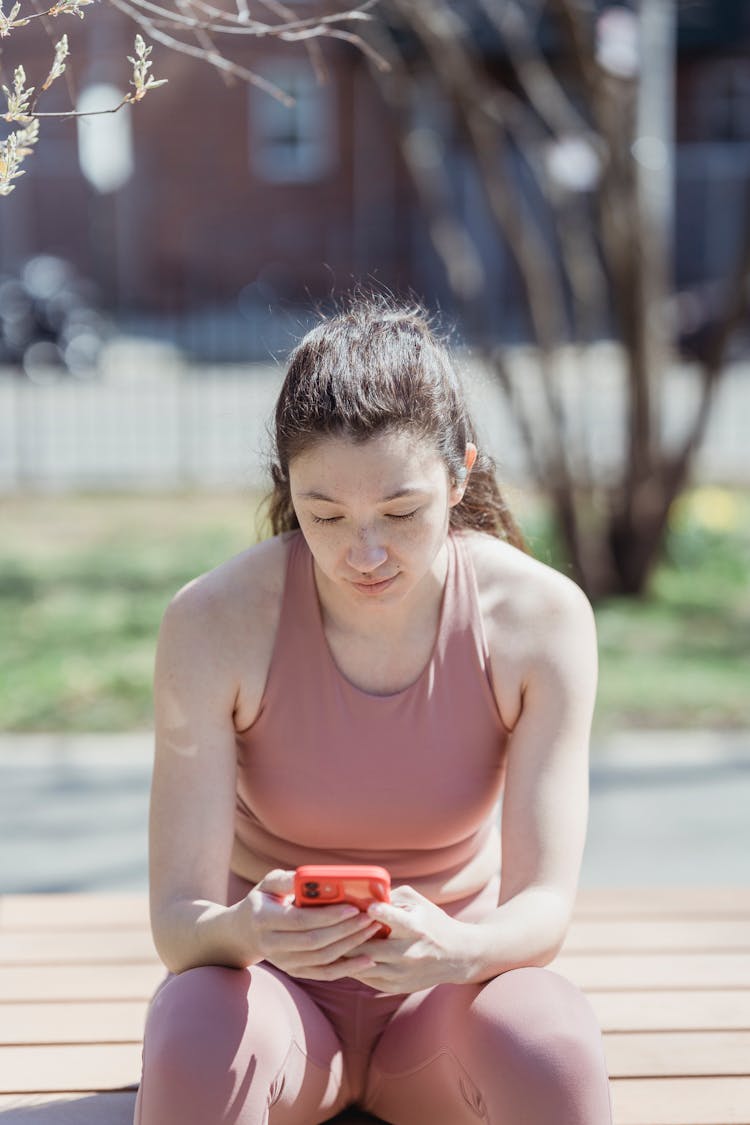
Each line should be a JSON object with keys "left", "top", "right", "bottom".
{"left": 289, "top": 430, "right": 469, "bottom": 607}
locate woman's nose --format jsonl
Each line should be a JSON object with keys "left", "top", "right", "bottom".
{"left": 347, "top": 532, "right": 388, "bottom": 574}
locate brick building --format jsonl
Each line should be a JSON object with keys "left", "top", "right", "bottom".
{"left": 0, "top": 0, "right": 748, "bottom": 358}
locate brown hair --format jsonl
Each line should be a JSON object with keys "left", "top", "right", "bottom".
{"left": 266, "top": 295, "right": 525, "bottom": 549}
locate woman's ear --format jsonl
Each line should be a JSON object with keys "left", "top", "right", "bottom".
{"left": 464, "top": 443, "right": 478, "bottom": 476}
{"left": 449, "top": 443, "right": 478, "bottom": 506}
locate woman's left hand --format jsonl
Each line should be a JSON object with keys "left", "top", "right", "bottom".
{"left": 345, "top": 885, "right": 481, "bottom": 994}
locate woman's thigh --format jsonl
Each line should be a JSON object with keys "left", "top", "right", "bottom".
{"left": 134, "top": 963, "right": 351, "bottom": 1125}
{"left": 363, "top": 967, "right": 612, "bottom": 1125}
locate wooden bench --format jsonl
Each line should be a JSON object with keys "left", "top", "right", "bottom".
{"left": 1, "top": 889, "right": 749, "bottom": 1124}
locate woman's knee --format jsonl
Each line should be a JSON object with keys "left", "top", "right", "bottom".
{"left": 471, "top": 967, "right": 608, "bottom": 1078}
{"left": 462, "top": 968, "right": 612, "bottom": 1121}
{"left": 143, "top": 965, "right": 252, "bottom": 1082}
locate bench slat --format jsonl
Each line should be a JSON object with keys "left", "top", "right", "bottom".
{"left": 564, "top": 919, "right": 750, "bottom": 952}
{"left": 573, "top": 888, "right": 750, "bottom": 917}
{"left": 5, "top": 1029, "right": 749, "bottom": 1090}
{"left": 2, "top": 919, "right": 750, "bottom": 965}
{"left": 610, "top": 1076, "right": 750, "bottom": 1125}
{"left": 0, "top": 1002, "right": 148, "bottom": 1045}
{"left": 0, "top": 932, "right": 158, "bottom": 965}
{"left": 0, "top": 896, "right": 150, "bottom": 930}
{"left": 553, "top": 951, "right": 750, "bottom": 990}
{"left": 0, "top": 1044, "right": 142, "bottom": 1094}
{"left": 0, "top": 965, "right": 164, "bottom": 1002}
{"left": 4, "top": 954, "right": 748, "bottom": 1000}
{"left": 3, "top": 889, "right": 750, "bottom": 929}
{"left": 604, "top": 1031, "right": 750, "bottom": 1077}
{"left": 589, "top": 989, "right": 750, "bottom": 1031}
{"left": 3, "top": 990, "right": 749, "bottom": 1047}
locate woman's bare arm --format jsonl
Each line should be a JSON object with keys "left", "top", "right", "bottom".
{"left": 465, "top": 562, "right": 598, "bottom": 980}
{"left": 148, "top": 574, "right": 257, "bottom": 974}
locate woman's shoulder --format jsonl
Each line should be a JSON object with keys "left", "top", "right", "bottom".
{"left": 457, "top": 528, "right": 594, "bottom": 642}
{"left": 163, "top": 530, "right": 299, "bottom": 637}
{"left": 157, "top": 531, "right": 301, "bottom": 730}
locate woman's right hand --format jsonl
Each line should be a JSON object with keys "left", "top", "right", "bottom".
{"left": 238, "top": 869, "right": 382, "bottom": 980}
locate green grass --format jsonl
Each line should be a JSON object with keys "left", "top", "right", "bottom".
{"left": 1, "top": 489, "right": 748, "bottom": 734}
{"left": 593, "top": 496, "right": 750, "bottom": 732}
{"left": 1, "top": 494, "right": 262, "bottom": 732}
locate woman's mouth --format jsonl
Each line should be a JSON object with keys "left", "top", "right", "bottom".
{"left": 351, "top": 574, "right": 398, "bottom": 595}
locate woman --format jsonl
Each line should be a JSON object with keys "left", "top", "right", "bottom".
{"left": 134, "top": 297, "right": 612, "bottom": 1124}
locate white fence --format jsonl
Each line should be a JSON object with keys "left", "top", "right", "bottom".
{"left": 0, "top": 344, "right": 748, "bottom": 492}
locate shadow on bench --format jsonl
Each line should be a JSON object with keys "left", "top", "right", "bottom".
{"left": 0, "top": 1094, "right": 385, "bottom": 1124}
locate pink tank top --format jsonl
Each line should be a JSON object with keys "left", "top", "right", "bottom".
{"left": 233, "top": 529, "right": 509, "bottom": 890}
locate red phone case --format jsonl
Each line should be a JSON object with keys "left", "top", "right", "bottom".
{"left": 294, "top": 864, "right": 391, "bottom": 938}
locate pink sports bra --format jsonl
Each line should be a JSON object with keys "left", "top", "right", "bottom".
{"left": 231, "top": 529, "right": 509, "bottom": 898}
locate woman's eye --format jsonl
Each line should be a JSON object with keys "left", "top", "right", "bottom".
{"left": 310, "top": 510, "right": 418, "bottom": 525}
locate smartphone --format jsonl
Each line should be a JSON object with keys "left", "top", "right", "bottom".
{"left": 294, "top": 864, "right": 391, "bottom": 938}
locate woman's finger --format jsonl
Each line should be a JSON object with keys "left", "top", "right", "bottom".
{"left": 258, "top": 896, "right": 362, "bottom": 932}
{"left": 289, "top": 953, "right": 378, "bottom": 982}
{"left": 287, "top": 920, "right": 384, "bottom": 968}
{"left": 254, "top": 868, "right": 295, "bottom": 899}
{"left": 366, "top": 900, "right": 416, "bottom": 935}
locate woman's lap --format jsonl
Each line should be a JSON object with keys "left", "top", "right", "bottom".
{"left": 135, "top": 962, "right": 612, "bottom": 1125}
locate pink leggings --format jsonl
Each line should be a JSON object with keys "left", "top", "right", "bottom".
{"left": 134, "top": 961, "right": 612, "bottom": 1125}
{"left": 134, "top": 884, "right": 612, "bottom": 1124}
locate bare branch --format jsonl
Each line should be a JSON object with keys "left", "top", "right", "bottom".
{"left": 477, "top": 0, "right": 593, "bottom": 141}
{"left": 108, "top": 0, "right": 297, "bottom": 103}
{"left": 300, "top": 26, "right": 389, "bottom": 70}
{"left": 112, "top": 0, "right": 377, "bottom": 36}
{"left": 250, "top": 0, "right": 327, "bottom": 83}
{"left": 545, "top": 0, "right": 600, "bottom": 102}
{"left": 176, "top": 0, "right": 234, "bottom": 87}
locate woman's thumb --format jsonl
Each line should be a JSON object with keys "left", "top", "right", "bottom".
{"left": 257, "top": 868, "right": 295, "bottom": 900}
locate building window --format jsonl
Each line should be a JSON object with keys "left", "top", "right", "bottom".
{"left": 250, "top": 61, "right": 335, "bottom": 182}
{"left": 696, "top": 60, "right": 750, "bottom": 143}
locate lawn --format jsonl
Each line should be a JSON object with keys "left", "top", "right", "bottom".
{"left": 1, "top": 488, "right": 748, "bottom": 735}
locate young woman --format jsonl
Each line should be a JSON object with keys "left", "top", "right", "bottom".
{"left": 134, "top": 297, "right": 612, "bottom": 1124}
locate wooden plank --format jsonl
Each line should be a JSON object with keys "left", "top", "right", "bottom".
{"left": 0, "top": 1044, "right": 142, "bottom": 1094}
{"left": 3, "top": 888, "right": 750, "bottom": 931}
{"left": 589, "top": 989, "right": 750, "bottom": 1032}
{"left": 2, "top": 919, "right": 748, "bottom": 964}
{"left": 10, "top": 918, "right": 750, "bottom": 962}
{"left": 0, "top": 964, "right": 164, "bottom": 1002}
{"left": 0, "top": 931, "right": 159, "bottom": 965}
{"left": 15, "top": 953, "right": 748, "bottom": 1006}
{"left": 0, "top": 1092, "right": 138, "bottom": 1123}
{"left": 4, "top": 990, "right": 748, "bottom": 1043}
{"left": 610, "top": 1076, "right": 750, "bottom": 1125}
{"left": 564, "top": 918, "right": 750, "bottom": 953}
{"left": 574, "top": 888, "right": 750, "bottom": 918}
{"left": 0, "top": 1002, "right": 148, "bottom": 1045}
{"left": 0, "top": 896, "right": 150, "bottom": 930}
{"left": 553, "top": 952, "right": 750, "bottom": 990}
{"left": 604, "top": 1031, "right": 750, "bottom": 1078}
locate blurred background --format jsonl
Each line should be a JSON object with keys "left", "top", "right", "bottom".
{"left": 1, "top": 0, "right": 748, "bottom": 891}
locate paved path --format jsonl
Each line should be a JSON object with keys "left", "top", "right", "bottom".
{"left": 0, "top": 731, "right": 748, "bottom": 894}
